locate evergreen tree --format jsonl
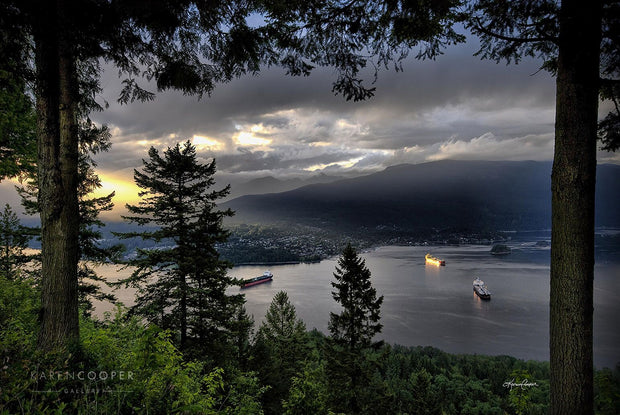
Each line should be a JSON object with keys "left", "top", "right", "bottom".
{"left": 465, "top": 1, "right": 619, "bottom": 412}
{"left": 1, "top": 0, "right": 464, "bottom": 351}
{"left": 74, "top": 123, "right": 123, "bottom": 316}
{"left": 252, "top": 290, "right": 308, "bottom": 414}
{"left": 0, "top": 204, "right": 36, "bottom": 280}
{"left": 119, "top": 140, "right": 242, "bottom": 357}
{"left": 282, "top": 357, "right": 331, "bottom": 415}
{"left": 0, "top": 2, "right": 36, "bottom": 180}
{"left": 329, "top": 243, "right": 383, "bottom": 351}
{"left": 17, "top": 121, "right": 123, "bottom": 316}
{"left": 326, "top": 243, "right": 384, "bottom": 413}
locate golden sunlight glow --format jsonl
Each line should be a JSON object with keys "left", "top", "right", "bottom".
{"left": 92, "top": 173, "right": 140, "bottom": 207}
{"left": 192, "top": 135, "right": 223, "bottom": 150}
{"left": 310, "top": 141, "right": 332, "bottom": 147}
{"left": 336, "top": 119, "right": 355, "bottom": 129}
{"left": 234, "top": 130, "right": 272, "bottom": 147}
{"left": 425, "top": 253, "right": 446, "bottom": 266}
{"left": 304, "top": 157, "right": 364, "bottom": 172}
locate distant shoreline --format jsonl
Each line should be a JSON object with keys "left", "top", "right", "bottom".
{"left": 233, "top": 260, "right": 320, "bottom": 266}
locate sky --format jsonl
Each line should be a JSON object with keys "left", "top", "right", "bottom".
{"left": 1, "top": 36, "right": 618, "bottom": 220}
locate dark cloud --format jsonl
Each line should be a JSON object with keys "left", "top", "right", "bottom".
{"left": 87, "top": 39, "right": 580, "bottom": 182}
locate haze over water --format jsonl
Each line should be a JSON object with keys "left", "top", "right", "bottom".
{"left": 95, "top": 231, "right": 620, "bottom": 369}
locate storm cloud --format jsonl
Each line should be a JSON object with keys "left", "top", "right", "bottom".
{"left": 89, "top": 38, "right": 570, "bottom": 187}
{"left": 3, "top": 37, "right": 617, "bottom": 219}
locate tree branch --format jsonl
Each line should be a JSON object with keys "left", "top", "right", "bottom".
{"left": 474, "top": 17, "right": 558, "bottom": 45}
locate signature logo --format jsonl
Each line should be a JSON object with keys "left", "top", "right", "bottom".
{"left": 503, "top": 378, "right": 538, "bottom": 390}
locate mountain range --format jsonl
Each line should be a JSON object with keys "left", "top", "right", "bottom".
{"left": 224, "top": 173, "right": 342, "bottom": 200}
{"left": 223, "top": 160, "right": 620, "bottom": 233}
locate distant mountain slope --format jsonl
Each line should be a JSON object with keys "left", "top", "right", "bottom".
{"left": 225, "top": 173, "right": 343, "bottom": 200}
{"left": 224, "top": 160, "right": 620, "bottom": 232}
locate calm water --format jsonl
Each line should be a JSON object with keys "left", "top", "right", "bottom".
{"left": 94, "top": 235, "right": 620, "bottom": 368}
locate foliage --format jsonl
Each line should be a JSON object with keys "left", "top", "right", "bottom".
{"left": 16, "top": 122, "right": 123, "bottom": 315}
{"left": 118, "top": 141, "right": 243, "bottom": 360}
{"left": 0, "top": 204, "right": 37, "bottom": 281}
{"left": 329, "top": 243, "right": 384, "bottom": 351}
{"left": 282, "top": 355, "right": 331, "bottom": 415}
{"left": 0, "top": 2, "right": 36, "bottom": 181}
{"left": 2, "top": 273, "right": 620, "bottom": 414}
{"left": 80, "top": 307, "right": 223, "bottom": 414}
{"left": 0, "top": 291, "right": 265, "bottom": 414}
{"left": 251, "top": 291, "right": 309, "bottom": 414}
{"left": 325, "top": 243, "right": 385, "bottom": 413}
{"left": 595, "top": 365, "right": 620, "bottom": 415}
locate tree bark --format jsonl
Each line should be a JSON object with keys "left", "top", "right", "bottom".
{"left": 35, "top": 0, "right": 80, "bottom": 351}
{"left": 550, "top": 0, "right": 602, "bottom": 413}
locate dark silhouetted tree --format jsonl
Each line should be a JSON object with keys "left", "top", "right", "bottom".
{"left": 119, "top": 141, "right": 242, "bottom": 357}
{"left": 329, "top": 243, "right": 383, "bottom": 351}
{"left": 466, "top": 0, "right": 618, "bottom": 412}
{"left": 327, "top": 243, "right": 384, "bottom": 413}
{"left": 0, "top": 204, "right": 36, "bottom": 280}
{"left": 18, "top": 121, "right": 123, "bottom": 316}
{"left": 2, "top": 0, "right": 464, "bottom": 351}
{"left": 252, "top": 290, "right": 308, "bottom": 414}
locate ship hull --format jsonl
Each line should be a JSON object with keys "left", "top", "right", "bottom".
{"left": 474, "top": 286, "right": 491, "bottom": 300}
{"left": 241, "top": 272, "right": 274, "bottom": 289}
{"left": 425, "top": 254, "right": 446, "bottom": 266}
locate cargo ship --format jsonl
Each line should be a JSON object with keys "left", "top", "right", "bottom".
{"left": 425, "top": 253, "right": 446, "bottom": 266}
{"left": 241, "top": 271, "right": 273, "bottom": 289}
{"left": 473, "top": 278, "right": 491, "bottom": 300}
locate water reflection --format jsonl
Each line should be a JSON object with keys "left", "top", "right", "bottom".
{"left": 92, "top": 242, "right": 620, "bottom": 368}
{"left": 472, "top": 291, "right": 491, "bottom": 312}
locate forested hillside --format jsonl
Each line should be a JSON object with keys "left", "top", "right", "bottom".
{"left": 225, "top": 161, "right": 620, "bottom": 232}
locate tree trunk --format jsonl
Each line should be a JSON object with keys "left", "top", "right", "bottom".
{"left": 35, "top": 0, "right": 80, "bottom": 351}
{"left": 180, "top": 273, "right": 188, "bottom": 350}
{"left": 550, "top": 0, "right": 602, "bottom": 413}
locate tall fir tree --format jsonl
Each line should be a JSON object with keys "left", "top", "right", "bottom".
{"left": 74, "top": 122, "right": 123, "bottom": 316}
{"left": 326, "top": 243, "right": 384, "bottom": 413}
{"left": 329, "top": 243, "right": 383, "bottom": 351}
{"left": 465, "top": 1, "right": 619, "bottom": 412}
{"left": 0, "top": 204, "right": 37, "bottom": 280}
{"left": 17, "top": 120, "right": 123, "bottom": 316}
{"left": 119, "top": 140, "right": 243, "bottom": 358}
{"left": 3, "top": 0, "right": 463, "bottom": 351}
{"left": 252, "top": 290, "right": 308, "bottom": 414}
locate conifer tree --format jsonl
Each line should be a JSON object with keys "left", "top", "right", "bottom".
{"left": 466, "top": 1, "right": 619, "bottom": 412}
{"left": 253, "top": 290, "right": 308, "bottom": 414}
{"left": 119, "top": 140, "right": 242, "bottom": 356}
{"left": 73, "top": 123, "right": 123, "bottom": 316}
{"left": 17, "top": 122, "right": 122, "bottom": 315}
{"left": 3, "top": 0, "right": 463, "bottom": 351}
{"left": 329, "top": 243, "right": 383, "bottom": 351}
{"left": 0, "top": 204, "right": 36, "bottom": 280}
{"left": 326, "top": 243, "right": 384, "bottom": 413}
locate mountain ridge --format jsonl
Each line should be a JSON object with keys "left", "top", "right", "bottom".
{"left": 223, "top": 160, "right": 620, "bottom": 233}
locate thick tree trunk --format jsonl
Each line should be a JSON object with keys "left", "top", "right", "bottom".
{"left": 35, "top": 0, "right": 80, "bottom": 351}
{"left": 550, "top": 0, "right": 602, "bottom": 413}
